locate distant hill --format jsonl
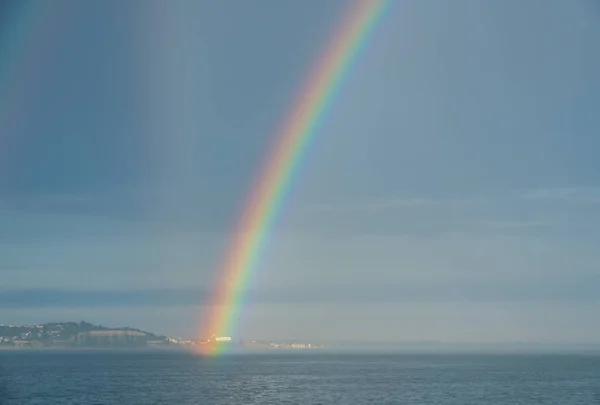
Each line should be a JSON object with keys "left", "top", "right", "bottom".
{"left": 0, "top": 321, "right": 173, "bottom": 349}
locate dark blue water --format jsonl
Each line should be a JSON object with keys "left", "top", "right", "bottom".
{"left": 1, "top": 350, "right": 599, "bottom": 404}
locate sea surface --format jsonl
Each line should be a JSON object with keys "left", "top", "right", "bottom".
{"left": 0, "top": 350, "right": 599, "bottom": 404}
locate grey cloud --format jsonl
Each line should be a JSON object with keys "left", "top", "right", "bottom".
{"left": 0, "top": 264, "right": 30, "bottom": 272}
{"left": 293, "top": 187, "right": 600, "bottom": 237}
{"left": 516, "top": 187, "right": 600, "bottom": 203}
{"left": 0, "top": 190, "right": 146, "bottom": 222}
{"left": 0, "top": 187, "right": 241, "bottom": 235}
{"left": 0, "top": 288, "right": 207, "bottom": 309}
{"left": 305, "top": 196, "right": 476, "bottom": 213}
{"left": 308, "top": 187, "right": 600, "bottom": 214}
{"left": 476, "top": 219, "right": 567, "bottom": 229}
{"left": 2, "top": 277, "right": 599, "bottom": 309}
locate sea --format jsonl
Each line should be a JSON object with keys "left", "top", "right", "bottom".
{"left": 0, "top": 350, "right": 599, "bottom": 404}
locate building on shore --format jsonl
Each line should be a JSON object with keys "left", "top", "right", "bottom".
{"left": 76, "top": 330, "right": 148, "bottom": 347}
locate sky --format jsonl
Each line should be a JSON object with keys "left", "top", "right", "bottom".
{"left": 1, "top": 0, "right": 600, "bottom": 343}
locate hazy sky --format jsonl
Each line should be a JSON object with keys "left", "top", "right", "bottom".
{"left": 1, "top": 0, "right": 600, "bottom": 342}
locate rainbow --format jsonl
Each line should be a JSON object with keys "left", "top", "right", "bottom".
{"left": 196, "top": 0, "right": 391, "bottom": 354}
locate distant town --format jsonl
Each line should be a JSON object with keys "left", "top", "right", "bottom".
{"left": 0, "top": 322, "right": 323, "bottom": 351}
{"left": 4, "top": 323, "right": 600, "bottom": 353}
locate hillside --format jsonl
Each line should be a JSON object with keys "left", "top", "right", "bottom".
{"left": 0, "top": 321, "right": 173, "bottom": 349}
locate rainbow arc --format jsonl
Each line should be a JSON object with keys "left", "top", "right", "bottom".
{"left": 196, "top": 0, "right": 392, "bottom": 356}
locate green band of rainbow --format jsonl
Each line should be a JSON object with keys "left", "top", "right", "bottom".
{"left": 197, "top": 0, "right": 391, "bottom": 355}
